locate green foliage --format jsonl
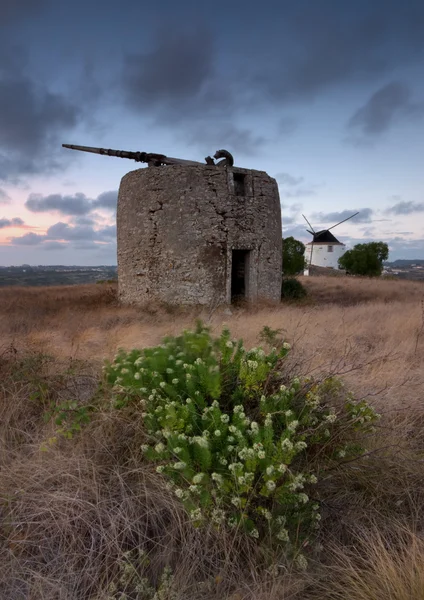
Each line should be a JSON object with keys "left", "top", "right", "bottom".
{"left": 103, "top": 322, "right": 380, "bottom": 560}
{"left": 43, "top": 399, "right": 93, "bottom": 441}
{"left": 281, "top": 278, "right": 307, "bottom": 300}
{"left": 258, "top": 325, "right": 284, "bottom": 348}
{"left": 338, "top": 242, "right": 389, "bottom": 276}
{"left": 282, "top": 236, "right": 306, "bottom": 276}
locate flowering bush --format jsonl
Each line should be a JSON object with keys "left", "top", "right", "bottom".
{"left": 104, "top": 322, "right": 379, "bottom": 558}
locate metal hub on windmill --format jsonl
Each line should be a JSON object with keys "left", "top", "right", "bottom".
{"left": 302, "top": 212, "right": 359, "bottom": 271}
{"left": 62, "top": 143, "right": 282, "bottom": 306}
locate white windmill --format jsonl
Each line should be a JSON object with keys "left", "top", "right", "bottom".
{"left": 302, "top": 212, "right": 359, "bottom": 273}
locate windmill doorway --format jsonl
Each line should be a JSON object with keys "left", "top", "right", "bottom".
{"left": 231, "top": 249, "right": 251, "bottom": 303}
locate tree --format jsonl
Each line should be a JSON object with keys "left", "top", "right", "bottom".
{"left": 338, "top": 242, "right": 389, "bottom": 276}
{"left": 282, "top": 236, "right": 306, "bottom": 275}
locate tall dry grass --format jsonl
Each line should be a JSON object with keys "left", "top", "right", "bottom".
{"left": 311, "top": 526, "right": 424, "bottom": 600}
{"left": 1, "top": 278, "right": 423, "bottom": 405}
{"left": 1, "top": 277, "right": 424, "bottom": 598}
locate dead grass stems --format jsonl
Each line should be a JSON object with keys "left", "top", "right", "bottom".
{"left": 0, "top": 278, "right": 424, "bottom": 598}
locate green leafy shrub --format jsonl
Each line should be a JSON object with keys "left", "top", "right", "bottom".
{"left": 282, "top": 236, "right": 306, "bottom": 276}
{"left": 103, "top": 323, "right": 379, "bottom": 561}
{"left": 281, "top": 278, "right": 307, "bottom": 300}
{"left": 338, "top": 241, "right": 389, "bottom": 276}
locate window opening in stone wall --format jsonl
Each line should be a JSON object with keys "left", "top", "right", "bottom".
{"left": 233, "top": 173, "right": 246, "bottom": 196}
{"left": 327, "top": 245, "right": 333, "bottom": 252}
{"left": 231, "top": 250, "right": 251, "bottom": 302}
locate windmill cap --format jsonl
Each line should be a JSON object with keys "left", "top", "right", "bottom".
{"left": 309, "top": 230, "right": 344, "bottom": 244}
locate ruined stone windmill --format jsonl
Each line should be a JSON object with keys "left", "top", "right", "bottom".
{"left": 62, "top": 143, "right": 282, "bottom": 305}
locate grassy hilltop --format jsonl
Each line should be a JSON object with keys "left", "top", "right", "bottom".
{"left": 1, "top": 276, "right": 424, "bottom": 599}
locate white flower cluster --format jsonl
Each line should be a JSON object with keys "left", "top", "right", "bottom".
{"left": 211, "top": 473, "right": 223, "bottom": 484}
{"left": 190, "top": 508, "right": 202, "bottom": 521}
{"left": 287, "top": 420, "right": 299, "bottom": 432}
{"left": 174, "top": 461, "right": 186, "bottom": 470}
{"left": 192, "top": 436, "right": 209, "bottom": 449}
{"left": 281, "top": 438, "right": 294, "bottom": 452}
{"left": 325, "top": 413, "right": 337, "bottom": 423}
{"left": 250, "top": 421, "right": 259, "bottom": 433}
{"left": 211, "top": 508, "right": 225, "bottom": 525}
{"left": 247, "top": 360, "right": 259, "bottom": 370}
{"left": 264, "top": 414, "right": 273, "bottom": 427}
{"left": 276, "top": 528, "right": 289, "bottom": 542}
{"left": 288, "top": 473, "right": 305, "bottom": 492}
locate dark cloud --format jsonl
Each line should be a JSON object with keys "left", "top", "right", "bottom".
{"left": 41, "top": 241, "right": 68, "bottom": 251}
{"left": 277, "top": 118, "right": 298, "bottom": 136}
{"left": 120, "top": 2, "right": 424, "bottom": 123}
{"left": 360, "top": 227, "right": 377, "bottom": 237}
{"left": 277, "top": 173, "right": 304, "bottom": 186}
{"left": 386, "top": 200, "right": 424, "bottom": 215}
{"left": 26, "top": 193, "right": 92, "bottom": 215}
{"left": 11, "top": 232, "right": 45, "bottom": 245}
{"left": 25, "top": 190, "right": 118, "bottom": 215}
{"left": 282, "top": 189, "right": 316, "bottom": 199}
{"left": 46, "top": 222, "right": 97, "bottom": 241}
{"left": 382, "top": 230, "right": 414, "bottom": 235}
{"left": 282, "top": 202, "right": 303, "bottom": 214}
{"left": 0, "top": 0, "right": 50, "bottom": 24}
{"left": 93, "top": 191, "right": 118, "bottom": 210}
{"left": 0, "top": 217, "right": 25, "bottom": 229}
{"left": 256, "top": 2, "right": 424, "bottom": 103}
{"left": 0, "top": 47, "right": 82, "bottom": 181}
{"left": 276, "top": 172, "right": 317, "bottom": 198}
{"left": 348, "top": 82, "right": 424, "bottom": 136}
{"left": 387, "top": 237, "right": 424, "bottom": 260}
{"left": 282, "top": 223, "right": 310, "bottom": 240}
{"left": 0, "top": 188, "right": 11, "bottom": 203}
{"left": 0, "top": 32, "right": 104, "bottom": 182}
{"left": 98, "top": 224, "right": 116, "bottom": 238}
{"left": 311, "top": 208, "right": 373, "bottom": 224}
{"left": 186, "top": 124, "right": 266, "bottom": 156}
{"left": 70, "top": 216, "right": 98, "bottom": 227}
{"left": 122, "top": 27, "right": 227, "bottom": 122}
{"left": 10, "top": 220, "right": 117, "bottom": 247}
{"left": 289, "top": 203, "right": 303, "bottom": 213}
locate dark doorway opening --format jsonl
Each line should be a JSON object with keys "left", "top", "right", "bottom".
{"left": 233, "top": 173, "right": 246, "bottom": 196}
{"left": 231, "top": 250, "right": 250, "bottom": 302}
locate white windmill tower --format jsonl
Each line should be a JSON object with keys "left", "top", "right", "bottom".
{"left": 303, "top": 212, "right": 359, "bottom": 274}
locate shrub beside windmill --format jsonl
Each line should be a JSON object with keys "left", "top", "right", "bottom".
{"left": 302, "top": 212, "right": 359, "bottom": 273}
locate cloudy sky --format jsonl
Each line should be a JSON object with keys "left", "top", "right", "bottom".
{"left": 1, "top": 0, "right": 423, "bottom": 265}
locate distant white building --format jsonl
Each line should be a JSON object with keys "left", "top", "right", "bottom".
{"left": 304, "top": 230, "right": 346, "bottom": 270}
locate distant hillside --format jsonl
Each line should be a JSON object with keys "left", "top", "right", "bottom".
{"left": 0, "top": 265, "right": 117, "bottom": 287}
{"left": 384, "top": 259, "right": 424, "bottom": 267}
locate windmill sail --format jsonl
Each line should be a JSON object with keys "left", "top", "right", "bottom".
{"left": 327, "top": 212, "right": 359, "bottom": 231}
{"left": 302, "top": 214, "right": 315, "bottom": 233}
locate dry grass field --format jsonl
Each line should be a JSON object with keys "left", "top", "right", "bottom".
{"left": 1, "top": 276, "right": 424, "bottom": 599}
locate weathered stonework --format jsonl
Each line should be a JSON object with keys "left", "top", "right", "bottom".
{"left": 117, "top": 165, "right": 282, "bottom": 305}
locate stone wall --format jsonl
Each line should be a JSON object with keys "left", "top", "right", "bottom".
{"left": 117, "top": 165, "right": 282, "bottom": 305}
